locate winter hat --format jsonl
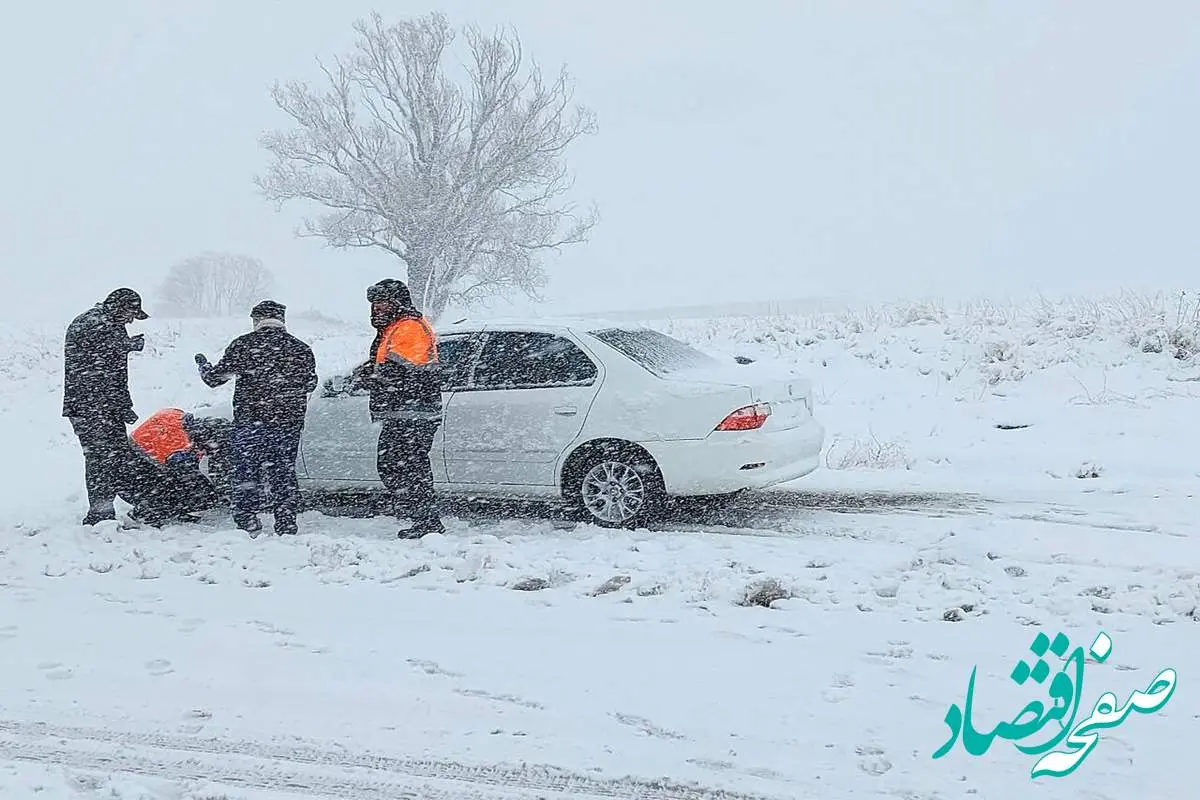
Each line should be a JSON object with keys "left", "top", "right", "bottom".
{"left": 104, "top": 288, "right": 150, "bottom": 320}
{"left": 367, "top": 279, "right": 413, "bottom": 309}
{"left": 250, "top": 300, "right": 286, "bottom": 322}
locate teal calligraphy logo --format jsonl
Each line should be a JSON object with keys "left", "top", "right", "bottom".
{"left": 932, "top": 630, "right": 1176, "bottom": 778}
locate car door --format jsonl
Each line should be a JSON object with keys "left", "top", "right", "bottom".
{"left": 301, "top": 332, "right": 483, "bottom": 485}
{"left": 300, "top": 374, "right": 378, "bottom": 483}
{"left": 442, "top": 330, "right": 602, "bottom": 487}
{"left": 429, "top": 331, "right": 485, "bottom": 478}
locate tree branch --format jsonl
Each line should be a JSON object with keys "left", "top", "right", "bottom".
{"left": 254, "top": 11, "right": 597, "bottom": 320}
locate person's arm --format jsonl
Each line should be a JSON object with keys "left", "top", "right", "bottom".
{"left": 91, "top": 318, "right": 137, "bottom": 420}
{"left": 347, "top": 359, "right": 375, "bottom": 391}
{"left": 303, "top": 347, "right": 318, "bottom": 395}
{"left": 196, "top": 340, "right": 241, "bottom": 387}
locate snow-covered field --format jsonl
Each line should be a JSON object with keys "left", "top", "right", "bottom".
{"left": 2, "top": 292, "right": 1198, "bottom": 798}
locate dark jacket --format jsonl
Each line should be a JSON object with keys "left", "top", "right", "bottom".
{"left": 364, "top": 310, "right": 442, "bottom": 422}
{"left": 62, "top": 304, "right": 138, "bottom": 419}
{"left": 200, "top": 323, "right": 317, "bottom": 428}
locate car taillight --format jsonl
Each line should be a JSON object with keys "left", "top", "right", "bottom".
{"left": 715, "top": 403, "right": 771, "bottom": 431}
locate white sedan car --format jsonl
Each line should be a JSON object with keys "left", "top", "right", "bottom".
{"left": 195, "top": 319, "right": 825, "bottom": 528}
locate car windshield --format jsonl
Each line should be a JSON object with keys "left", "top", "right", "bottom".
{"left": 588, "top": 327, "right": 721, "bottom": 376}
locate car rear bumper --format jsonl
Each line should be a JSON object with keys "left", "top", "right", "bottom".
{"left": 639, "top": 418, "right": 825, "bottom": 496}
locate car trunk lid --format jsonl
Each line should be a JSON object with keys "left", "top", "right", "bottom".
{"left": 661, "top": 360, "right": 814, "bottom": 433}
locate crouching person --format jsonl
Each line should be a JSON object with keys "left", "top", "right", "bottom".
{"left": 128, "top": 408, "right": 230, "bottom": 524}
{"left": 195, "top": 301, "right": 317, "bottom": 536}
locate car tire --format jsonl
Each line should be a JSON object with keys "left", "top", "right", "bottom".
{"left": 562, "top": 443, "right": 665, "bottom": 529}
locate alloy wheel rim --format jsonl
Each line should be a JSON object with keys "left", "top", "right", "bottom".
{"left": 581, "top": 461, "right": 646, "bottom": 524}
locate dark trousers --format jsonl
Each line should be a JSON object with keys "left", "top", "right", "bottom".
{"left": 135, "top": 458, "right": 221, "bottom": 522}
{"left": 230, "top": 422, "right": 302, "bottom": 525}
{"left": 69, "top": 416, "right": 145, "bottom": 511}
{"left": 377, "top": 419, "right": 440, "bottom": 523}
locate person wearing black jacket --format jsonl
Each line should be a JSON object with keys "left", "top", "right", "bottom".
{"left": 195, "top": 300, "right": 317, "bottom": 536}
{"left": 350, "top": 279, "right": 445, "bottom": 538}
{"left": 62, "top": 288, "right": 151, "bottom": 525}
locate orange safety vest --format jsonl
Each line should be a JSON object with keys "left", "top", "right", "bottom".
{"left": 374, "top": 316, "right": 438, "bottom": 366}
{"left": 131, "top": 408, "right": 193, "bottom": 464}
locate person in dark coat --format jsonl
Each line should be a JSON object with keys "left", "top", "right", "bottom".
{"left": 62, "top": 287, "right": 151, "bottom": 525}
{"left": 194, "top": 300, "right": 317, "bottom": 536}
{"left": 351, "top": 279, "right": 445, "bottom": 538}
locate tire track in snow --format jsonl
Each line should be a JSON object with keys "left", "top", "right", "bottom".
{"left": 0, "top": 719, "right": 782, "bottom": 800}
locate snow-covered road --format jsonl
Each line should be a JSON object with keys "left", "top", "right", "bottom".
{"left": 2, "top": 480, "right": 1195, "bottom": 799}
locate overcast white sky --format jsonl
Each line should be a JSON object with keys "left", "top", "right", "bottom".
{"left": 2, "top": 1, "right": 1198, "bottom": 322}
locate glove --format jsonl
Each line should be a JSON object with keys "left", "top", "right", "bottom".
{"left": 128, "top": 334, "right": 145, "bottom": 352}
{"left": 165, "top": 450, "right": 199, "bottom": 469}
{"left": 348, "top": 361, "right": 374, "bottom": 390}
{"left": 124, "top": 409, "right": 138, "bottom": 425}
{"left": 194, "top": 353, "right": 209, "bottom": 367}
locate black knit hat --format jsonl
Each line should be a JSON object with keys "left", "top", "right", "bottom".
{"left": 250, "top": 300, "right": 286, "bottom": 321}
{"left": 367, "top": 279, "right": 413, "bottom": 309}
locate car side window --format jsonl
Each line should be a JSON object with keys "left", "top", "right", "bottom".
{"left": 437, "top": 334, "right": 479, "bottom": 390}
{"left": 472, "top": 331, "right": 597, "bottom": 389}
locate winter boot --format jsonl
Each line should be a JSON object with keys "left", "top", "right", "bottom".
{"left": 127, "top": 503, "right": 174, "bottom": 528}
{"left": 234, "top": 514, "right": 263, "bottom": 537}
{"left": 274, "top": 512, "right": 298, "bottom": 536}
{"left": 81, "top": 504, "right": 116, "bottom": 526}
{"left": 398, "top": 516, "right": 445, "bottom": 539}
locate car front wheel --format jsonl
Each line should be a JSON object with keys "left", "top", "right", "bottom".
{"left": 564, "top": 446, "right": 665, "bottom": 529}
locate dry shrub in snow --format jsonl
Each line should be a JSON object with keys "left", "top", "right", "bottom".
{"left": 980, "top": 340, "right": 1026, "bottom": 385}
{"left": 1105, "top": 290, "right": 1200, "bottom": 361}
{"left": 824, "top": 433, "right": 911, "bottom": 470}
{"left": 739, "top": 578, "right": 792, "bottom": 608}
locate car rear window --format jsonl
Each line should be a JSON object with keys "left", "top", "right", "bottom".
{"left": 588, "top": 328, "right": 720, "bottom": 376}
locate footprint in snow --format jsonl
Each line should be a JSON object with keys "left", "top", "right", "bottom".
{"left": 611, "top": 712, "right": 687, "bottom": 741}
{"left": 407, "top": 658, "right": 462, "bottom": 678}
{"left": 855, "top": 745, "right": 892, "bottom": 776}
{"left": 821, "top": 673, "right": 855, "bottom": 704}
{"left": 454, "top": 688, "right": 544, "bottom": 710}
{"left": 864, "top": 641, "right": 914, "bottom": 662}
{"left": 145, "top": 659, "right": 174, "bottom": 676}
{"left": 37, "top": 662, "right": 73, "bottom": 681}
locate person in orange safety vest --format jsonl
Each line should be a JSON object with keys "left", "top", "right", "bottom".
{"left": 350, "top": 279, "right": 444, "bottom": 539}
{"left": 127, "top": 408, "right": 229, "bottom": 525}
{"left": 131, "top": 408, "right": 198, "bottom": 466}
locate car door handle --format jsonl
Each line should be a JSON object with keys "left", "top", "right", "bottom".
{"left": 553, "top": 405, "right": 578, "bottom": 416}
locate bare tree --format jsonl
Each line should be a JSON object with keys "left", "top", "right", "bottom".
{"left": 158, "top": 252, "right": 276, "bottom": 317}
{"left": 255, "top": 11, "right": 598, "bottom": 320}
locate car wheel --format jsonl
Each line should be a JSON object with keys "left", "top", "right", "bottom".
{"left": 564, "top": 445, "right": 665, "bottom": 529}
